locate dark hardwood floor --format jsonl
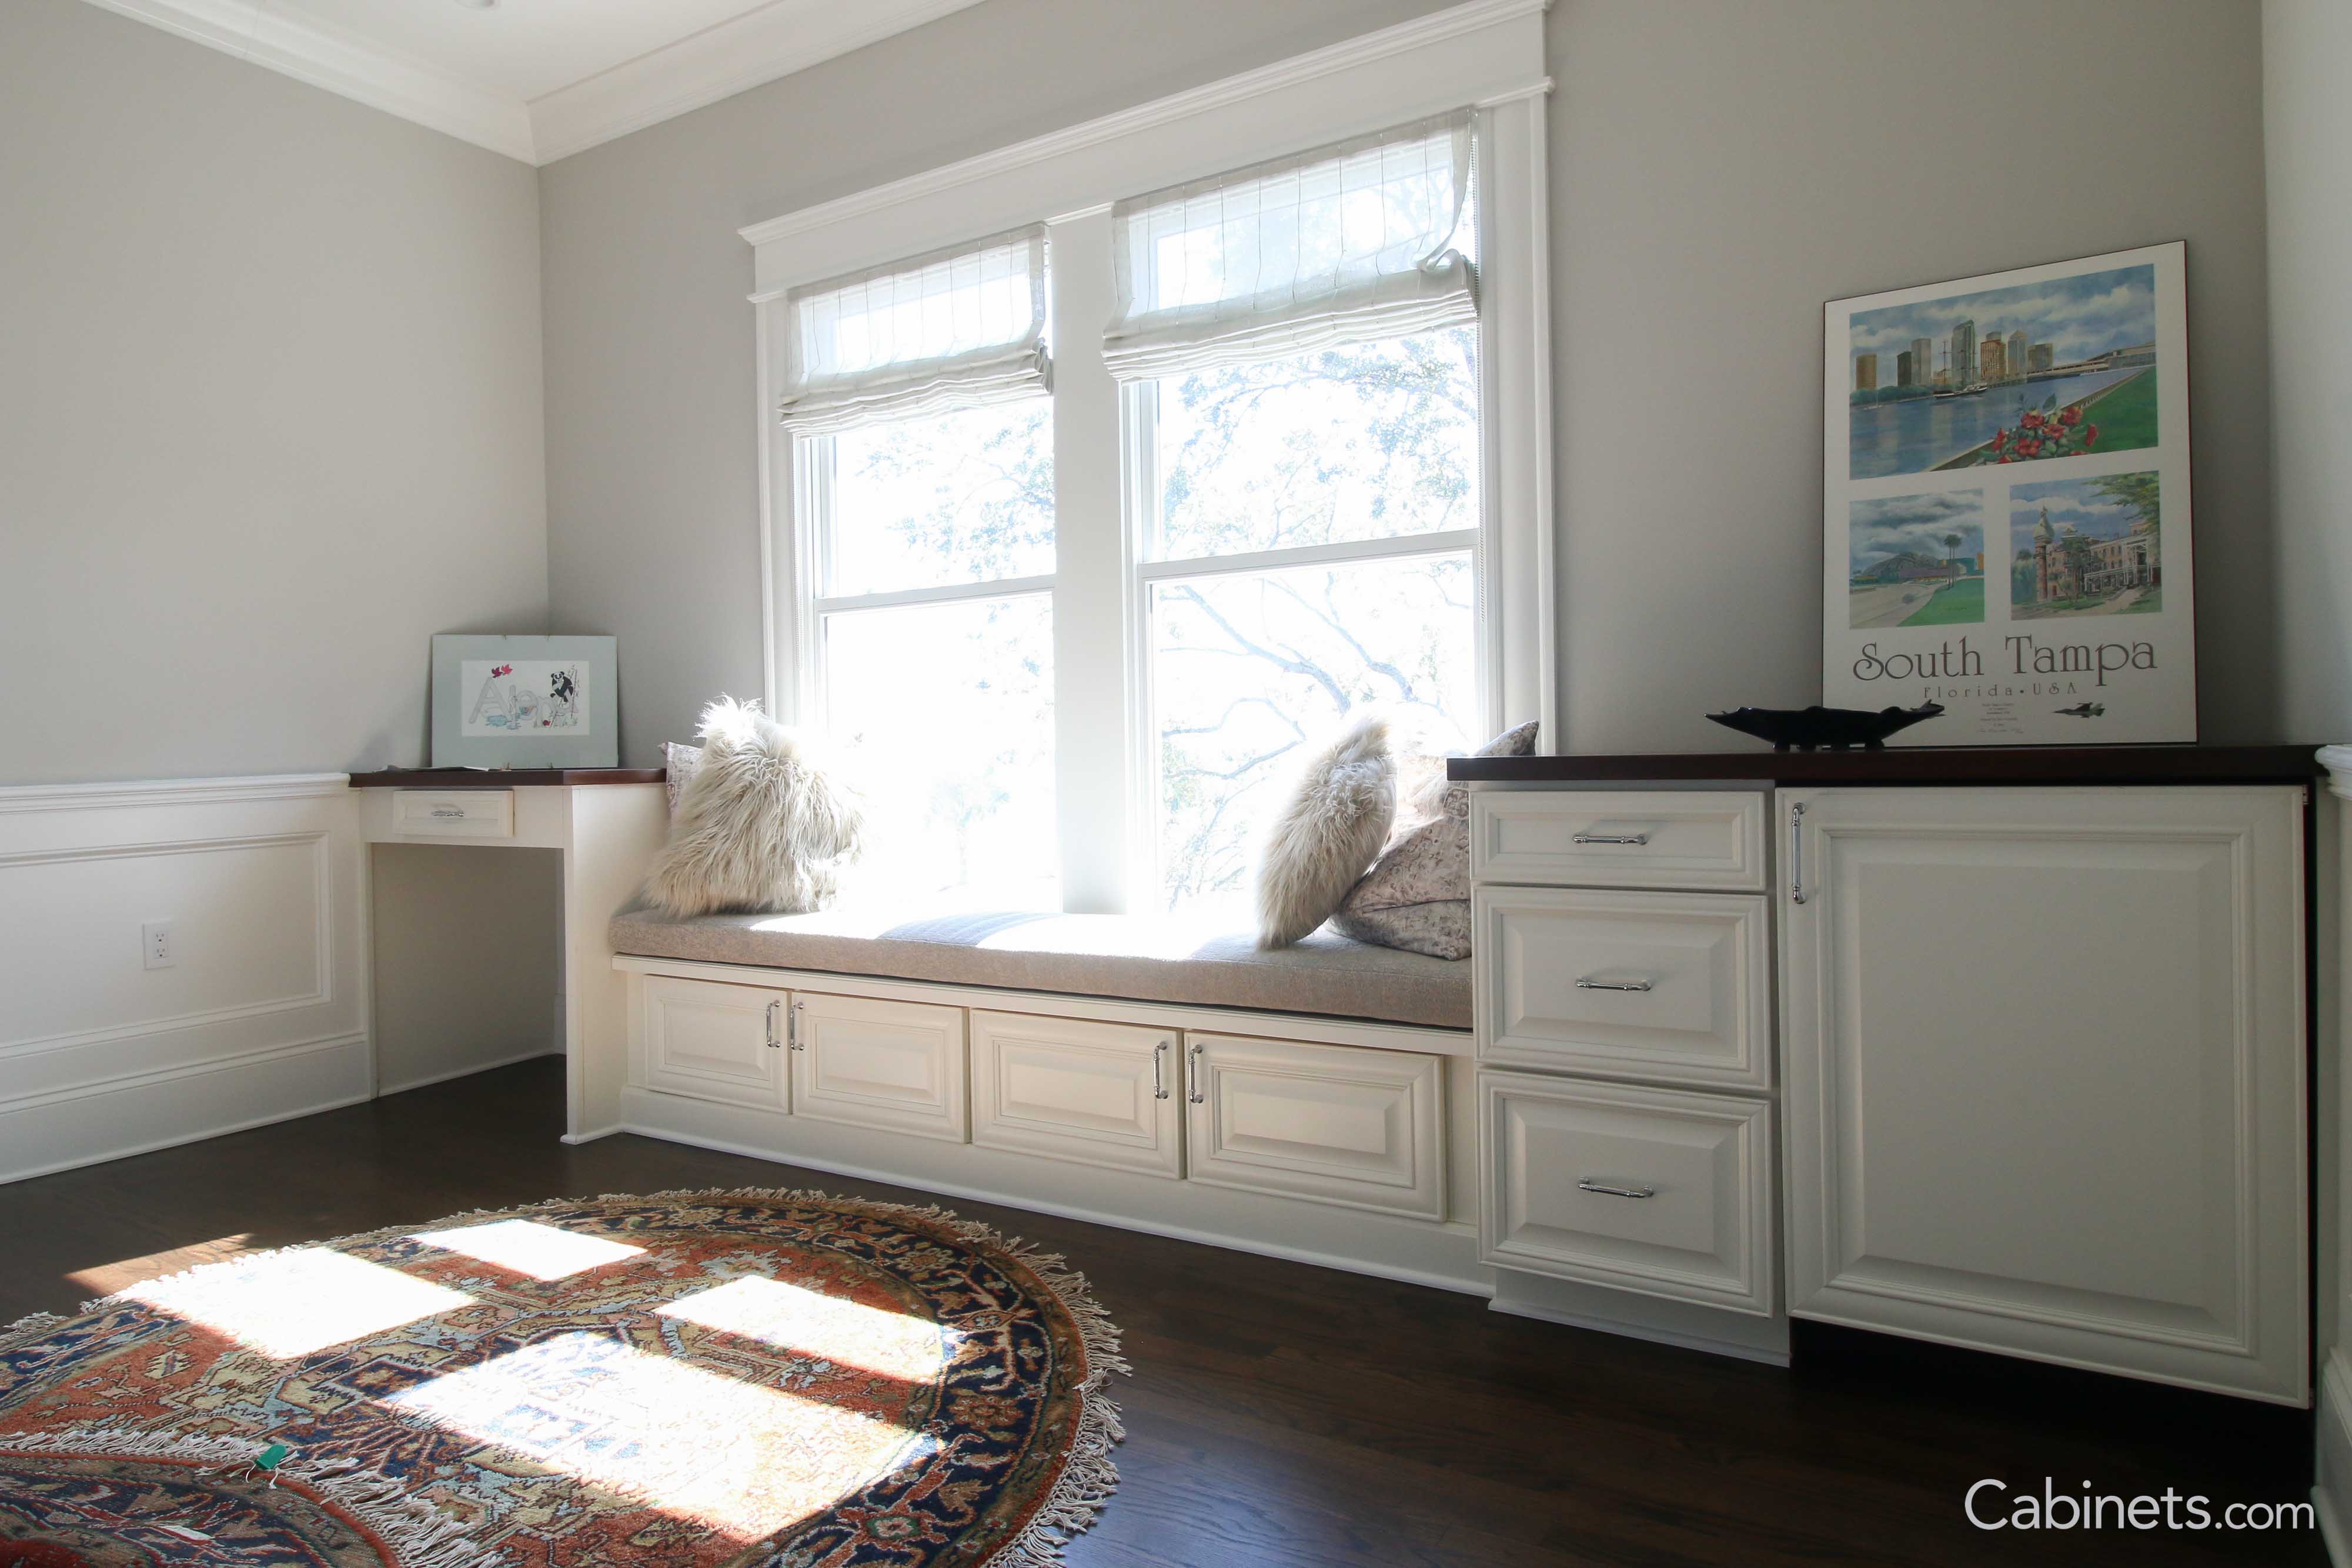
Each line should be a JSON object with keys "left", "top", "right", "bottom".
{"left": 2, "top": 1058, "right": 2324, "bottom": 1567}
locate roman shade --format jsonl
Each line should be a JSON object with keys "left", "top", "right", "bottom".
{"left": 1101, "top": 112, "right": 1476, "bottom": 382}
{"left": 779, "top": 225, "right": 1049, "bottom": 433}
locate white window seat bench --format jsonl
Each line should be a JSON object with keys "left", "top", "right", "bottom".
{"left": 599, "top": 905, "right": 1484, "bottom": 1296}
{"left": 607, "top": 907, "right": 1470, "bottom": 1031}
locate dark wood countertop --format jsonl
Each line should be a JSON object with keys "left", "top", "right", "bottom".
{"left": 349, "top": 768, "right": 666, "bottom": 788}
{"left": 1448, "top": 745, "right": 2326, "bottom": 788}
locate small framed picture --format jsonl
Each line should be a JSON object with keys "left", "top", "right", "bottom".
{"left": 1822, "top": 242, "right": 2194, "bottom": 745}
{"left": 431, "top": 634, "right": 617, "bottom": 768}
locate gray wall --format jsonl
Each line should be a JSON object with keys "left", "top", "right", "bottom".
{"left": 2264, "top": 0, "right": 2352, "bottom": 744}
{"left": 1554, "top": 0, "right": 2271, "bottom": 750}
{"left": 0, "top": 0, "right": 547, "bottom": 786}
{"left": 542, "top": 0, "right": 2278, "bottom": 763}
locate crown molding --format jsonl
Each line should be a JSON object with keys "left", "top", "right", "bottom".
{"left": 76, "top": 0, "right": 994, "bottom": 167}
{"left": 739, "top": 0, "right": 1552, "bottom": 254}
{"left": 79, "top": 0, "right": 536, "bottom": 162}
{"left": 529, "top": 0, "right": 988, "bottom": 166}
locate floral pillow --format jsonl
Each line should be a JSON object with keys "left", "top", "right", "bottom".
{"left": 1330, "top": 721, "right": 1537, "bottom": 959}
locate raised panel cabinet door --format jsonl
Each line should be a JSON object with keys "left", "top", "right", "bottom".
{"left": 639, "top": 975, "right": 790, "bottom": 1111}
{"left": 790, "top": 992, "right": 968, "bottom": 1143}
{"left": 1481, "top": 1070, "right": 1774, "bottom": 1316}
{"left": 1475, "top": 886, "right": 1772, "bottom": 1089}
{"left": 970, "top": 1012, "right": 1181, "bottom": 1179}
{"left": 1182, "top": 1033, "right": 1444, "bottom": 1219}
{"left": 1779, "top": 785, "right": 2307, "bottom": 1403}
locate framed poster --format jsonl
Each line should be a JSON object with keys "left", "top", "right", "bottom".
{"left": 1822, "top": 242, "right": 2194, "bottom": 745}
{"left": 430, "top": 634, "right": 618, "bottom": 768}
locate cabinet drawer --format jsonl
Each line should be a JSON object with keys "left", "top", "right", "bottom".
{"left": 1476, "top": 888, "right": 1771, "bottom": 1089}
{"left": 639, "top": 975, "right": 789, "bottom": 1111}
{"left": 1482, "top": 1071, "right": 1773, "bottom": 1315}
{"left": 1184, "top": 1034, "right": 1443, "bottom": 1219}
{"left": 971, "top": 1012, "right": 1181, "bottom": 1179}
{"left": 1470, "top": 790, "right": 1765, "bottom": 891}
{"left": 393, "top": 788, "right": 514, "bottom": 838}
{"left": 791, "top": 993, "right": 968, "bottom": 1143}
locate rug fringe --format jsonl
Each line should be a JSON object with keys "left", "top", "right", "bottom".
{"left": 0, "top": 1426, "right": 504, "bottom": 1568}
{"left": 38, "top": 1183, "right": 1128, "bottom": 1567}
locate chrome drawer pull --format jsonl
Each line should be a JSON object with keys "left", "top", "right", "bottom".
{"left": 1571, "top": 831, "right": 1651, "bottom": 846}
{"left": 764, "top": 999, "right": 780, "bottom": 1050}
{"left": 1578, "top": 1179, "right": 1657, "bottom": 1200}
{"left": 1789, "top": 800, "right": 1807, "bottom": 905}
{"left": 1575, "top": 977, "right": 1653, "bottom": 992}
{"left": 1152, "top": 1040, "right": 1170, "bottom": 1101}
{"left": 1186, "top": 1041, "right": 1207, "bottom": 1105}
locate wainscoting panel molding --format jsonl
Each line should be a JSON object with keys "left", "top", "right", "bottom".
{"left": 0, "top": 774, "right": 369, "bottom": 1182}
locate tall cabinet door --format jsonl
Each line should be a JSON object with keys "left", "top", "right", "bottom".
{"left": 1779, "top": 785, "right": 2307, "bottom": 1403}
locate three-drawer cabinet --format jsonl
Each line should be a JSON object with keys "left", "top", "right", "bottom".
{"left": 1471, "top": 788, "right": 1783, "bottom": 1344}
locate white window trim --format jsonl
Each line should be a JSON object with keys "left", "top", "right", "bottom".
{"left": 746, "top": 0, "right": 1555, "bottom": 914}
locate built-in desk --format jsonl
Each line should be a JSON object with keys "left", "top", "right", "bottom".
{"left": 351, "top": 770, "right": 667, "bottom": 1138}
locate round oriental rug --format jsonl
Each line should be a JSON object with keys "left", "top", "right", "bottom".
{"left": 0, "top": 1189, "right": 1125, "bottom": 1568}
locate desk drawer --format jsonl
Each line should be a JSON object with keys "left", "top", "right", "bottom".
{"left": 1482, "top": 1071, "right": 1773, "bottom": 1315}
{"left": 1469, "top": 790, "right": 1765, "bottom": 891}
{"left": 393, "top": 788, "right": 515, "bottom": 838}
{"left": 1476, "top": 888, "right": 1770, "bottom": 1089}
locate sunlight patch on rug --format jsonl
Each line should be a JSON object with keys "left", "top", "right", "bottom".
{"left": 122, "top": 1247, "right": 475, "bottom": 1358}
{"left": 656, "top": 1275, "right": 953, "bottom": 1382}
{"left": 410, "top": 1217, "right": 645, "bottom": 1281}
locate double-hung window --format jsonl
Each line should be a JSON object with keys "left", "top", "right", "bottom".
{"left": 1112, "top": 117, "right": 1484, "bottom": 915}
{"left": 781, "top": 229, "right": 1060, "bottom": 907}
{"left": 754, "top": 5, "right": 1552, "bottom": 918}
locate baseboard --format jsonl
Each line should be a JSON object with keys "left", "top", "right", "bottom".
{"left": 2316, "top": 1351, "right": 2352, "bottom": 1566}
{"left": 616, "top": 1116, "right": 1495, "bottom": 1300}
{"left": 1489, "top": 1267, "right": 1792, "bottom": 1366}
{"left": 0, "top": 1032, "right": 372, "bottom": 1183}
{"left": 560, "top": 1126, "right": 623, "bottom": 1145}
{"left": 378, "top": 1047, "right": 560, "bottom": 1097}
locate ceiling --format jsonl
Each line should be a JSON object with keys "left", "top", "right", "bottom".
{"left": 82, "top": 0, "right": 991, "bottom": 164}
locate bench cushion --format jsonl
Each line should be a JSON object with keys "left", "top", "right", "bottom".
{"left": 609, "top": 907, "right": 1470, "bottom": 1031}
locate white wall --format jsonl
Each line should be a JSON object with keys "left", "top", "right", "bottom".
{"left": 540, "top": 0, "right": 2278, "bottom": 762}
{"left": 0, "top": 0, "right": 548, "bottom": 787}
{"left": 0, "top": 776, "right": 371, "bottom": 1182}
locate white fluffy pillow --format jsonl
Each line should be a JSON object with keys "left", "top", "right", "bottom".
{"left": 643, "top": 698, "right": 864, "bottom": 917}
{"left": 1254, "top": 710, "right": 1396, "bottom": 948}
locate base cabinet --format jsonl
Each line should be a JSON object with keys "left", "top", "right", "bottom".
{"left": 1780, "top": 785, "right": 2307, "bottom": 1403}
{"left": 971, "top": 1011, "right": 1181, "bottom": 1179}
{"left": 1481, "top": 1070, "right": 1773, "bottom": 1316}
{"left": 1182, "top": 1033, "right": 1444, "bottom": 1219}
{"left": 790, "top": 992, "right": 968, "bottom": 1144}
{"left": 640, "top": 975, "right": 790, "bottom": 1111}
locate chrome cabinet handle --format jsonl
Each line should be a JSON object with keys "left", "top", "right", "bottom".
{"left": 1789, "top": 800, "right": 1808, "bottom": 905}
{"left": 1151, "top": 1040, "right": 1170, "bottom": 1101}
{"left": 787, "top": 999, "right": 807, "bottom": 1052}
{"left": 1186, "top": 1041, "right": 1206, "bottom": 1105}
{"left": 764, "top": 999, "right": 781, "bottom": 1049}
{"left": 1575, "top": 977, "right": 1653, "bottom": 992}
{"left": 1572, "top": 831, "right": 1650, "bottom": 846}
{"left": 1578, "top": 1179, "right": 1657, "bottom": 1200}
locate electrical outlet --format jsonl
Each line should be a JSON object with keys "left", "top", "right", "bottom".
{"left": 142, "top": 920, "right": 175, "bottom": 970}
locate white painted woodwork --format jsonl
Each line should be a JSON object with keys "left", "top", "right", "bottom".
{"left": 1470, "top": 790, "right": 1768, "bottom": 892}
{"left": 359, "top": 781, "right": 670, "bottom": 1141}
{"left": 392, "top": 789, "right": 514, "bottom": 839}
{"left": 0, "top": 774, "right": 369, "bottom": 1183}
{"left": 1481, "top": 1069, "right": 1774, "bottom": 1316}
{"left": 790, "top": 991, "right": 969, "bottom": 1143}
{"left": 1780, "top": 785, "right": 2308, "bottom": 1404}
{"left": 1182, "top": 1032, "right": 1444, "bottom": 1219}
{"left": 970, "top": 1011, "right": 1182, "bottom": 1179}
{"left": 639, "top": 975, "right": 790, "bottom": 1111}
{"left": 1475, "top": 886, "right": 1771, "bottom": 1089}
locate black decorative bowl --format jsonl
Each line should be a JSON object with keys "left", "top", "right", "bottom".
{"left": 1706, "top": 703, "right": 1946, "bottom": 751}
